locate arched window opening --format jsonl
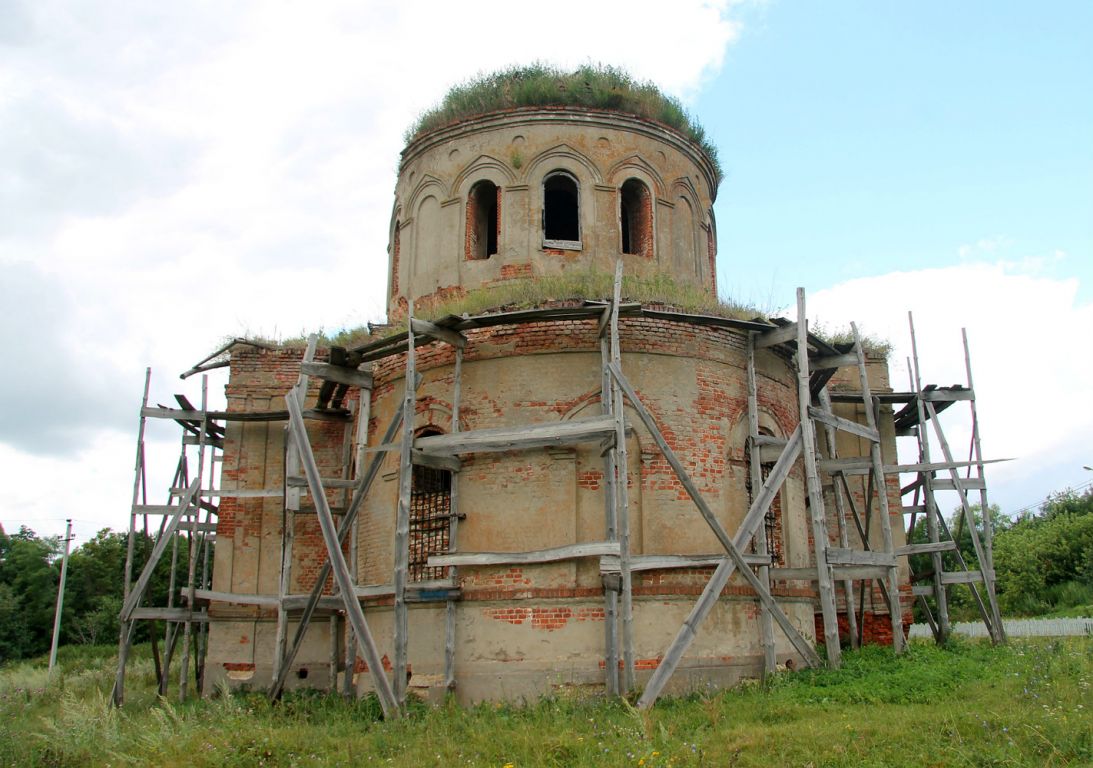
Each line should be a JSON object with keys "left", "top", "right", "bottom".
{"left": 747, "top": 427, "right": 784, "bottom": 566}
{"left": 409, "top": 428, "right": 451, "bottom": 582}
{"left": 390, "top": 220, "right": 400, "bottom": 297}
{"left": 543, "top": 172, "right": 580, "bottom": 246}
{"left": 620, "top": 178, "right": 652, "bottom": 257}
{"left": 467, "top": 181, "right": 499, "bottom": 260}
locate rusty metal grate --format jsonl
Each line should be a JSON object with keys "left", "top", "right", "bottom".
{"left": 409, "top": 464, "right": 451, "bottom": 581}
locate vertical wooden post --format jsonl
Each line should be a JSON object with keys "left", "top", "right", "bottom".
{"left": 599, "top": 327, "right": 620, "bottom": 696}
{"left": 851, "top": 323, "right": 904, "bottom": 653}
{"left": 444, "top": 347, "right": 463, "bottom": 690}
{"left": 610, "top": 261, "right": 635, "bottom": 692}
{"left": 745, "top": 334, "right": 778, "bottom": 674}
{"left": 178, "top": 375, "right": 209, "bottom": 700}
{"left": 393, "top": 312, "right": 416, "bottom": 709}
{"left": 962, "top": 329, "right": 1005, "bottom": 643}
{"left": 815, "top": 388, "right": 860, "bottom": 650}
{"left": 113, "top": 367, "right": 151, "bottom": 707}
{"left": 48, "top": 519, "right": 73, "bottom": 676}
{"left": 269, "top": 402, "right": 405, "bottom": 701}
{"left": 796, "top": 289, "right": 841, "bottom": 667}
{"left": 345, "top": 386, "right": 371, "bottom": 696}
{"left": 908, "top": 313, "right": 950, "bottom": 642}
{"left": 924, "top": 402, "right": 999, "bottom": 637}
{"left": 274, "top": 335, "right": 317, "bottom": 684}
{"left": 285, "top": 395, "right": 400, "bottom": 718}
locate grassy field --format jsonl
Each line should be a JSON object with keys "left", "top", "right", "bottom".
{"left": 1, "top": 638, "right": 1089, "bottom": 767}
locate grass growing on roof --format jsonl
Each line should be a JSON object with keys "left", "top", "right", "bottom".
{"left": 406, "top": 63, "right": 722, "bottom": 184}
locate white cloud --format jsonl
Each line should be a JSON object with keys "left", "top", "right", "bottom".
{"left": 808, "top": 260, "right": 1093, "bottom": 516}
{"left": 0, "top": 0, "right": 746, "bottom": 540}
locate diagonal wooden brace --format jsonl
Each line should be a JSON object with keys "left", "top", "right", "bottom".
{"left": 606, "top": 363, "right": 822, "bottom": 708}
{"left": 119, "top": 479, "right": 201, "bottom": 622}
{"left": 284, "top": 394, "right": 400, "bottom": 718}
{"left": 269, "top": 400, "right": 406, "bottom": 702}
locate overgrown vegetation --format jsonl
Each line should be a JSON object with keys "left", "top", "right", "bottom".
{"left": 406, "top": 63, "right": 722, "bottom": 183}
{"left": 1, "top": 638, "right": 1089, "bottom": 766}
{"left": 908, "top": 488, "right": 1093, "bottom": 621}
{"left": 0, "top": 526, "right": 186, "bottom": 663}
{"left": 268, "top": 271, "right": 890, "bottom": 356}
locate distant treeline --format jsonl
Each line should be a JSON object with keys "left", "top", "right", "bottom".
{"left": 2, "top": 487, "right": 1090, "bottom": 663}
{"left": 0, "top": 527, "right": 186, "bottom": 663}
{"left": 909, "top": 487, "right": 1093, "bottom": 621}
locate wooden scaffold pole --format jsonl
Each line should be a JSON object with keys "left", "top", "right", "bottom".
{"left": 745, "top": 333, "right": 778, "bottom": 674}
{"left": 796, "top": 289, "right": 841, "bottom": 667}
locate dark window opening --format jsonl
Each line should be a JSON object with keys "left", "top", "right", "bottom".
{"left": 620, "top": 178, "right": 651, "bottom": 256}
{"left": 543, "top": 172, "right": 580, "bottom": 244}
{"left": 409, "top": 429, "right": 452, "bottom": 581}
{"left": 467, "top": 181, "right": 499, "bottom": 260}
{"left": 746, "top": 429, "right": 784, "bottom": 566}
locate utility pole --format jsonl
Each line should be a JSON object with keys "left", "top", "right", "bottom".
{"left": 48, "top": 519, "right": 74, "bottom": 677}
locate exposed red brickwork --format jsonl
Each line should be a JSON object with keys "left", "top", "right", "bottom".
{"left": 816, "top": 608, "right": 915, "bottom": 647}
{"left": 222, "top": 662, "right": 255, "bottom": 672}
{"left": 483, "top": 605, "right": 599, "bottom": 631}
{"left": 498, "top": 262, "right": 533, "bottom": 280}
{"left": 600, "top": 657, "right": 663, "bottom": 670}
{"left": 356, "top": 654, "right": 393, "bottom": 673}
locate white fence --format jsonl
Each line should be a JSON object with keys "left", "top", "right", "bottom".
{"left": 909, "top": 617, "right": 1093, "bottom": 639}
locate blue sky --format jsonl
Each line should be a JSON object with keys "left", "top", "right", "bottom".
{"left": 701, "top": 1, "right": 1091, "bottom": 307}
{"left": 1, "top": 0, "right": 1090, "bottom": 543}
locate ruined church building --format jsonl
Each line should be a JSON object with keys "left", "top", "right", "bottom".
{"left": 112, "top": 70, "right": 1004, "bottom": 714}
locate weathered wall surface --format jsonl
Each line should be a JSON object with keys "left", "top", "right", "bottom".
{"left": 388, "top": 109, "right": 720, "bottom": 317}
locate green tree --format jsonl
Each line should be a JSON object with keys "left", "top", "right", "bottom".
{"left": 0, "top": 526, "right": 60, "bottom": 661}
{"left": 993, "top": 488, "right": 1093, "bottom": 616}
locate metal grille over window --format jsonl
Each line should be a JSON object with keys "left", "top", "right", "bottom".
{"left": 409, "top": 463, "right": 452, "bottom": 581}
{"left": 745, "top": 464, "right": 784, "bottom": 566}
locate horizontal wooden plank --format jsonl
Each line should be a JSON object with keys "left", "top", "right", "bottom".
{"left": 896, "top": 541, "right": 957, "bottom": 556}
{"left": 819, "top": 457, "right": 873, "bottom": 474}
{"left": 133, "top": 504, "right": 185, "bottom": 516}
{"left": 810, "top": 352, "right": 859, "bottom": 371}
{"left": 827, "top": 548, "right": 897, "bottom": 567}
{"left": 142, "top": 406, "right": 349, "bottom": 423}
{"left": 912, "top": 585, "right": 935, "bottom": 597}
{"left": 932, "top": 478, "right": 987, "bottom": 491}
{"left": 754, "top": 435, "right": 787, "bottom": 447}
{"left": 600, "top": 553, "right": 769, "bottom": 573}
{"left": 416, "top": 416, "right": 617, "bottom": 456}
{"left": 353, "top": 578, "right": 458, "bottom": 599}
{"left": 766, "top": 566, "right": 889, "bottom": 581}
{"left": 193, "top": 589, "right": 280, "bottom": 607}
{"left": 429, "top": 542, "right": 619, "bottom": 567}
{"left": 901, "top": 505, "right": 926, "bottom": 515}
{"left": 410, "top": 318, "right": 466, "bottom": 349}
{"left": 182, "top": 435, "right": 224, "bottom": 449}
{"left": 199, "top": 488, "right": 283, "bottom": 498}
{"left": 808, "top": 407, "right": 880, "bottom": 443}
{"left": 129, "top": 608, "right": 209, "bottom": 623}
{"left": 941, "top": 569, "right": 994, "bottom": 585}
{"left": 300, "top": 361, "right": 373, "bottom": 390}
{"left": 287, "top": 476, "right": 359, "bottom": 489}
{"left": 832, "top": 565, "right": 892, "bottom": 579}
{"left": 922, "top": 389, "right": 973, "bottom": 402}
{"left": 411, "top": 450, "right": 462, "bottom": 473}
{"left": 193, "top": 589, "right": 342, "bottom": 611}
{"left": 753, "top": 322, "right": 798, "bottom": 349}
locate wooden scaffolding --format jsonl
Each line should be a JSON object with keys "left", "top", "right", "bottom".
{"left": 114, "top": 264, "right": 1004, "bottom": 711}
